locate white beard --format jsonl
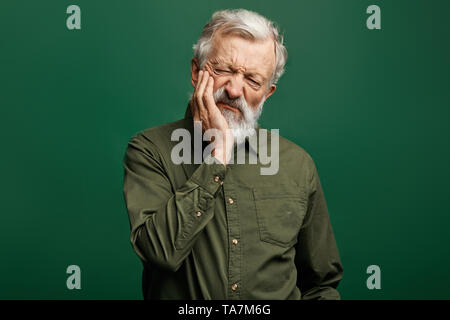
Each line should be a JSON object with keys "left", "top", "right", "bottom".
{"left": 212, "top": 86, "right": 265, "bottom": 145}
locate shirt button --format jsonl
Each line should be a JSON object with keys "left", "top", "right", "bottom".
{"left": 231, "top": 283, "right": 238, "bottom": 291}
{"left": 228, "top": 198, "right": 234, "bottom": 204}
{"left": 232, "top": 239, "right": 238, "bottom": 245}
{"left": 213, "top": 176, "right": 220, "bottom": 183}
{"left": 196, "top": 211, "right": 202, "bottom": 217}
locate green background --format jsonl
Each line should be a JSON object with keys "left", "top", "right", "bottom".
{"left": 1, "top": 0, "right": 449, "bottom": 299}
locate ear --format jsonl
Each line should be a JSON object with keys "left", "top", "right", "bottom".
{"left": 190, "top": 58, "right": 200, "bottom": 87}
{"left": 264, "top": 84, "right": 277, "bottom": 100}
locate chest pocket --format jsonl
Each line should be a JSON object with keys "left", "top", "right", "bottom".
{"left": 253, "top": 184, "right": 308, "bottom": 248}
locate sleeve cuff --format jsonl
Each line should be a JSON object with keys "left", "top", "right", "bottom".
{"left": 189, "top": 154, "right": 227, "bottom": 196}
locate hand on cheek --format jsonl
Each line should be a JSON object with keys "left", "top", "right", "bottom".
{"left": 191, "top": 70, "right": 234, "bottom": 165}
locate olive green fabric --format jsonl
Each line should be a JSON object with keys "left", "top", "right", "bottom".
{"left": 122, "top": 105, "right": 343, "bottom": 299}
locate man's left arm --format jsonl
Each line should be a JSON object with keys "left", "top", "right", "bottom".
{"left": 294, "top": 159, "right": 344, "bottom": 300}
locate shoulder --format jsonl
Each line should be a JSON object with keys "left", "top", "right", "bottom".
{"left": 124, "top": 117, "right": 190, "bottom": 168}
{"left": 263, "top": 128, "right": 315, "bottom": 168}
{"left": 127, "top": 118, "right": 188, "bottom": 151}
{"left": 134, "top": 118, "right": 187, "bottom": 142}
{"left": 257, "top": 127, "right": 318, "bottom": 188}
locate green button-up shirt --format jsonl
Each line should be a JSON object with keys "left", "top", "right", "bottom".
{"left": 122, "top": 105, "right": 343, "bottom": 300}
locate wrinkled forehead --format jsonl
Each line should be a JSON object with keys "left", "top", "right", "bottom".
{"left": 208, "top": 31, "right": 276, "bottom": 80}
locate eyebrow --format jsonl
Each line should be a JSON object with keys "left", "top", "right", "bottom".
{"left": 211, "top": 61, "right": 265, "bottom": 81}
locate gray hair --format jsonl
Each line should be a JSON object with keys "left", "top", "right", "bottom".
{"left": 192, "top": 9, "right": 288, "bottom": 87}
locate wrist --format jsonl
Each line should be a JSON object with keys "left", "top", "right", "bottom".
{"left": 211, "top": 129, "right": 234, "bottom": 165}
{"left": 212, "top": 149, "right": 227, "bottom": 166}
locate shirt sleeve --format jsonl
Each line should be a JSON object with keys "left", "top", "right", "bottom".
{"left": 122, "top": 133, "right": 226, "bottom": 272}
{"left": 294, "top": 160, "right": 344, "bottom": 300}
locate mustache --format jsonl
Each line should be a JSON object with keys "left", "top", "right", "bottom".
{"left": 213, "top": 87, "right": 247, "bottom": 111}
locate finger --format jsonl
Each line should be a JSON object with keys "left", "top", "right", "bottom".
{"left": 192, "top": 70, "right": 203, "bottom": 120}
{"left": 196, "top": 70, "right": 211, "bottom": 125}
{"left": 193, "top": 70, "right": 203, "bottom": 105}
{"left": 191, "top": 102, "right": 199, "bottom": 121}
{"left": 195, "top": 70, "right": 204, "bottom": 91}
{"left": 203, "top": 76, "right": 217, "bottom": 113}
{"left": 192, "top": 70, "right": 203, "bottom": 102}
{"left": 196, "top": 70, "right": 210, "bottom": 111}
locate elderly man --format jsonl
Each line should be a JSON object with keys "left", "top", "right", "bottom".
{"left": 123, "top": 9, "right": 343, "bottom": 300}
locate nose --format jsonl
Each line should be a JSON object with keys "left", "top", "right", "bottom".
{"left": 224, "top": 75, "right": 244, "bottom": 100}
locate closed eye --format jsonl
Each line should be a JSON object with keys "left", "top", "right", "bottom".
{"left": 247, "top": 78, "right": 261, "bottom": 88}
{"left": 214, "top": 68, "right": 231, "bottom": 74}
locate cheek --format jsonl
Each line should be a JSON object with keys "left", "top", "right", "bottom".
{"left": 211, "top": 75, "right": 227, "bottom": 91}
{"left": 203, "top": 65, "right": 224, "bottom": 90}
{"left": 246, "top": 92, "right": 264, "bottom": 109}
